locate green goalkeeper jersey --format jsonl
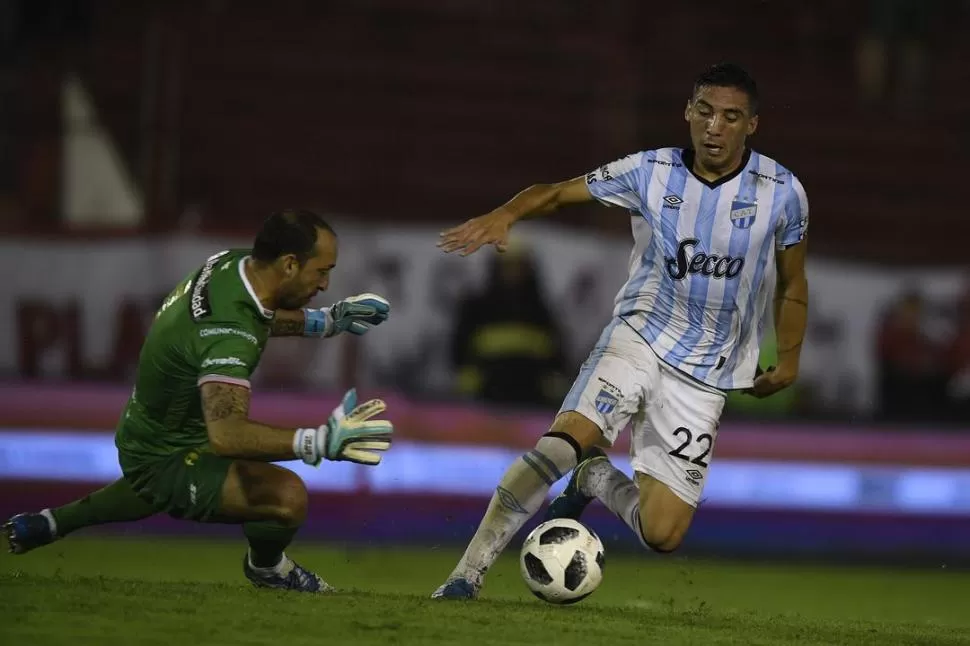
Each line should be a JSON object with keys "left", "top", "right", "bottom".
{"left": 115, "top": 248, "right": 274, "bottom": 463}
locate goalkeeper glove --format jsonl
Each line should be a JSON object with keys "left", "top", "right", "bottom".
{"left": 303, "top": 293, "right": 390, "bottom": 337}
{"left": 293, "top": 388, "right": 393, "bottom": 466}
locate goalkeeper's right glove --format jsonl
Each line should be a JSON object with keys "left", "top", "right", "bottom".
{"left": 303, "top": 293, "right": 391, "bottom": 338}
{"left": 293, "top": 388, "right": 393, "bottom": 466}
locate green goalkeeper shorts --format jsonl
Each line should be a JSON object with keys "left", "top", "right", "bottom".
{"left": 120, "top": 448, "right": 232, "bottom": 522}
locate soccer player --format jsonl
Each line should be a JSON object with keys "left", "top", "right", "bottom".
{"left": 432, "top": 63, "right": 809, "bottom": 599}
{"left": 5, "top": 210, "right": 395, "bottom": 593}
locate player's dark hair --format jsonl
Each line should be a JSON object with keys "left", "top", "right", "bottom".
{"left": 251, "top": 209, "right": 336, "bottom": 265}
{"left": 692, "top": 63, "right": 759, "bottom": 115}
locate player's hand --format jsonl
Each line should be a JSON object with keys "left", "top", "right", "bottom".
{"left": 322, "top": 388, "right": 393, "bottom": 465}
{"left": 437, "top": 210, "right": 515, "bottom": 256}
{"left": 295, "top": 389, "right": 393, "bottom": 466}
{"left": 324, "top": 293, "right": 391, "bottom": 337}
{"left": 743, "top": 365, "right": 796, "bottom": 398}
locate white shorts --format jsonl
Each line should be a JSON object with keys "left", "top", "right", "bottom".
{"left": 559, "top": 319, "right": 726, "bottom": 507}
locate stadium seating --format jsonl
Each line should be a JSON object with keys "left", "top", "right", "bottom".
{"left": 27, "top": 0, "right": 970, "bottom": 262}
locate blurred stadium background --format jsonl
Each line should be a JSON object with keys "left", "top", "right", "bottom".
{"left": 2, "top": 0, "right": 970, "bottom": 571}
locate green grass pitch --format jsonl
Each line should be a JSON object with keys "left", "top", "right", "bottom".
{"left": 2, "top": 536, "right": 969, "bottom": 645}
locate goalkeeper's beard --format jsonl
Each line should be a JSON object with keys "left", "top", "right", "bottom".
{"left": 448, "top": 435, "right": 578, "bottom": 587}
{"left": 277, "top": 283, "right": 317, "bottom": 311}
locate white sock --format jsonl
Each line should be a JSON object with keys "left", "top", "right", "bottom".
{"left": 40, "top": 508, "right": 58, "bottom": 537}
{"left": 247, "top": 550, "right": 289, "bottom": 576}
{"left": 449, "top": 436, "right": 578, "bottom": 587}
{"left": 580, "top": 459, "right": 648, "bottom": 547}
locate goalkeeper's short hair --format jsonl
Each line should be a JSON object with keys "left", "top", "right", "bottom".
{"left": 252, "top": 209, "right": 336, "bottom": 266}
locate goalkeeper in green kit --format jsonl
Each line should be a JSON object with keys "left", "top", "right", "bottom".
{"left": 4, "top": 210, "right": 394, "bottom": 593}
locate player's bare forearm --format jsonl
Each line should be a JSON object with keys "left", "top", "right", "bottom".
{"left": 773, "top": 242, "right": 809, "bottom": 377}
{"left": 496, "top": 184, "right": 560, "bottom": 222}
{"left": 438, "top": 177, "right": 593, "bottom": 256}
{"left": 773, "top": 280, "right": 808, "bottom": 373}
{"left": 270, "top": 309, "right": 306, "bottom": 337}
{"left": 438, "top": 177, "right": 593, "bottom": 255}
{"left": 200, "top": 381, "right": 299, "bottom": 461}
{"left": 498, "top": 177, "right": 592, "bottom": 222}
{"left": 211, "top": 419, "right": 300, "bottom": 461}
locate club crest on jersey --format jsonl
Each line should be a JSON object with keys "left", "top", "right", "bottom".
{"left": 730, "top": 200, "right": 757, "bottom": 229}
{"left": 594, "top": 389, "right": 618, "bottom": 414}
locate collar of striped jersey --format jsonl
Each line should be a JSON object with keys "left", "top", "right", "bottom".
{"left": 681, "top": 147, "right": 752, "bottom": 190}
{"left": 238, "top": 256, "right": 275, "bottom": 319}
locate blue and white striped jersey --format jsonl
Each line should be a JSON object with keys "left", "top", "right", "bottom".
{"left": 585, "top": 147, "right": 808, "bottom": 390}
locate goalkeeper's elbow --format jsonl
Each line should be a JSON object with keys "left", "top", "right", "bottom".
{"left": 206, "top": 423, "right": 239, "bottom": 456}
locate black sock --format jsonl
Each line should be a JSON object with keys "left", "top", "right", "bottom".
{"left": 244, "top": 520, "right": 299, "bottom": 568}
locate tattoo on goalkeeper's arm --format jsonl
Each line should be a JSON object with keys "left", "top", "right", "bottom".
{"left": 270, "top": 310, "right": 307, "bottom": 337}
{"left": 202, "top": 382, "right": 250, "bottom": 423}
{"left": 200, "top": 381, "right": 298, "bottom": 461}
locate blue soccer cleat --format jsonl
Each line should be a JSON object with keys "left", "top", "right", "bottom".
{"left": 545, "top": 447, "right": 609, "bottom": 522}
{"left": 4, "top": 512, "right": 57, "bottom": 554}
{"left": 431, "top": 577, "right": 479, "bottom": 600}
{"left": 242, "top": 554, "right": 334, "bottom": 593}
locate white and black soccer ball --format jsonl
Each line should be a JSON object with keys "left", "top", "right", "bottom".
{"left": 519, "top": 518, "right": 605, "bottom": 604}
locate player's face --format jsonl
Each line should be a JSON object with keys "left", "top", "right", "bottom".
{"left": 685, "top": 85, "right": 758, "bottom": 173}
{"left": 277, "top": 229, "right": 338, "bottom": 309}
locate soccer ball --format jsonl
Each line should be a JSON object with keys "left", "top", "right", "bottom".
{"left": 519, "top": 518, "right": 605, "bottom": 604}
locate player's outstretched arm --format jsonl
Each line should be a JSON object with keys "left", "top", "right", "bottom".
{"left": 271, "top": 295, "right": 391, "bottom": 338}
{"left": 438, "top": 176, "right": 593, "bottom": 256}
{"left": 201, "top": 382, "right": 393, "bottom": 465}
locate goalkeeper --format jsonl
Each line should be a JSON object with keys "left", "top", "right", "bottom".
{"left": 4, "top": 210, "right": 393, "bottom": 593}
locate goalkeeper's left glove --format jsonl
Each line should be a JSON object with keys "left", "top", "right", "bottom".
{"left": 303, "top": 293, "right": 390, "bottom": 338}
{"left": 293, "top": 388, "right": 393, "bottom": 466}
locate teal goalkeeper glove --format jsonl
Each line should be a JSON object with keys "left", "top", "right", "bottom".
{"left": 293, "top": 388, "right": 393, "bottom": 466}
{"left": 303, "top": 293, "right": 391, "bottom": 337}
